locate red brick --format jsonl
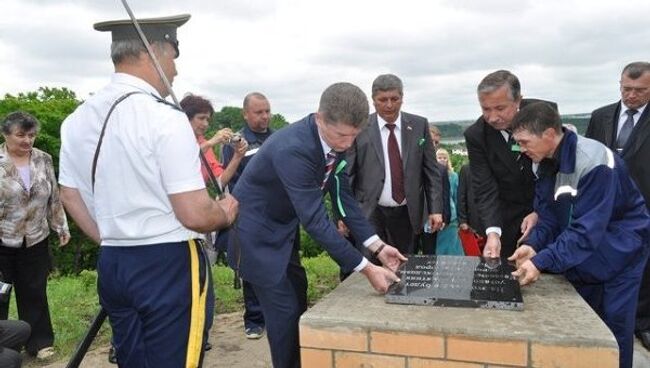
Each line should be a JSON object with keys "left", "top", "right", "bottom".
{"left": 370, "top": 331, "right": 444, "bottom": 358}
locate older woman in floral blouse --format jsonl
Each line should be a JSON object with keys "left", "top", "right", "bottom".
{"left": 0, "top": 111, "right": 69, "bottom": 359}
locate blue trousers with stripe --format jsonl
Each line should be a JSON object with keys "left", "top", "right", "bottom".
{"left": 98, "top": 241, "right": 212, "bottom": 368}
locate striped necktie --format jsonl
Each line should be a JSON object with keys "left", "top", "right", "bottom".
{"left": 321, "top": 151, "right": 337, "bottom": 189}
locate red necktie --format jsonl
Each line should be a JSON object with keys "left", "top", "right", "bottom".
{"left": 321, "top": 151, "right": 337, "bottom": 189}
{"left": 385, "top": 124, "right": 405, "bottom": 203}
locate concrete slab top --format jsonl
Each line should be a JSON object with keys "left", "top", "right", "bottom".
{"left": 301, "top": 273, "right": 618, "bottom": 348}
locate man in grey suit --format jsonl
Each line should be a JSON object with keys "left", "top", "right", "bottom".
{"left": 585, "top": 61, "right": 650, "bottom": 350}
{"left": 344, "top": 74, "right": 443, "bottom": 255}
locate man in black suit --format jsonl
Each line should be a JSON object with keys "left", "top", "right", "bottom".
{"left": 464, "top": 70, "right": 557, "bottom": 258}
{"left": 344, "top": 74, "right": 443, "bottom": 255}
{"left": 585, "top": 61, "right": 650, "bottom": 350}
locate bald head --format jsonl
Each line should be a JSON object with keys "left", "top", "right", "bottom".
{"left": 242, "top": 92, "right": 271, "bottom": 133}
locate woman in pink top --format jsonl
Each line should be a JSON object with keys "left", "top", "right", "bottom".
{"left": 180, "top": 94, "right": 248, "bottom": 188}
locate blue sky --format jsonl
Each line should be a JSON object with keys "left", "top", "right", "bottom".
{"left": 1, "top": 0, "right": 649, "bottom": 122}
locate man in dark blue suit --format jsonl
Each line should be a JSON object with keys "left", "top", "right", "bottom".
{"left": 228, "top": 82, "right": 406, "bottom": 368}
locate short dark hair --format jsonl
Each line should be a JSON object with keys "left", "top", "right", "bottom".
{"left": 511, "top": 102, "right": 561, "bottom": 136}
{"left": 179, "top": 94, "right": 214, "bottom": 120}
{"left": 242, "top": 92, "right": 268, "bottom": 110}
{"left": 371, "top": 74, "right": 403, "bottom": 97}
{"left": 1, "top": 111, "right": 39, "bottom": 135}
{"left": 477, "top": 70, "right": 521, "bottom": 101}
{"left": 318, "top": 82, "right": 369, "bottom": 129}
{"left": 622, "top": 62, "right": 650, "bottom": 79}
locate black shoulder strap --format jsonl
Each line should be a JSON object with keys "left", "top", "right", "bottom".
{"left": 148, "top": 93, "right": 222, "bottom": 194}
{"left": 91, "top": 91, "right": 143, "bottom": 191}
{"left": 149, "top": 93, "right": 184, "bottom": 112}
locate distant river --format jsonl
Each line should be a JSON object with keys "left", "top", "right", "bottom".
{"left": 441, "top": 137, "right": 465, "bottom": 145}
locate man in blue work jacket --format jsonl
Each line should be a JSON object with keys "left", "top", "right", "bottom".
{"left": 508, "top": 102, "right": 650, "bottom": 368}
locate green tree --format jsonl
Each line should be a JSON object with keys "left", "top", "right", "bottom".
{"left": 270, "top": 113, "right": 289, "bottom": 131}
{"left": 0, "top": 87, "right": 79, "bottom": 172}
{"left": 212, "top": 106, "right": 245, "bottom": 131}
{"left": 0, "top": 91, "right": 306, "bottom": 274}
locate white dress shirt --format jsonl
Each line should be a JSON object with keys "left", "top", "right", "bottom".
{"left": 59, "top": 73, "right": 205, "bottom": 246}
{"left": 377, "top": 113, "right": 406, "bottom": 207}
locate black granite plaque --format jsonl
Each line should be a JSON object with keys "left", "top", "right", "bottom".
{"left": 385, "top": 255, "right": 523, "bottom": 311}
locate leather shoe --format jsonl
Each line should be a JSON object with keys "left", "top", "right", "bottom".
{"left": 638, "top": 330, "right": 650, "bottom": 351}
{"left": 108, "top": 344, "right": 117, "bottom": 364}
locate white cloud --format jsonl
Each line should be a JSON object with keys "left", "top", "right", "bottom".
{"left": 1, "top": 0, "right": 649, "bottom": 121}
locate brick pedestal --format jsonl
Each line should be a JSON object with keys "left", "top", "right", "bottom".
{"left": 300, "top": 273, "right": 617, "bottom": 368}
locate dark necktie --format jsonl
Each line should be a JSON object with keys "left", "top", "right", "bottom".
{"left": 504, "top": 129, "right": 519, "bottom": 160}
{"left": 616, "top": 109, "right": 637, "bottom": 151}
{"left": 321, "top": 150, "right": 337, "bottom": 189}
{"left": 385, "top": 124, "right": 405, "bottom": 203}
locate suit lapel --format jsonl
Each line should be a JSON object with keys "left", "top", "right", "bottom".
{"left": 307, "top": 114, "right": 327, "bottom": 175}
{"left": 485, "top": 124, "right": 520, "bottom": 176}
{"left": 400, "top": 114, "right": 414, "bottom": 167}
{"left": 602, "top": 103, "right": 620, "bottom": 149}
{"left": 623, "top": 105, "right": 650, "bottom": 158}
{"left": 368, "top": 114, "right": 385, "bottom": 168}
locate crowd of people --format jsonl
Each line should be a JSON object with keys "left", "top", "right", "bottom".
{"left": 0, "top": 11, "right": 648, "bottom": 368}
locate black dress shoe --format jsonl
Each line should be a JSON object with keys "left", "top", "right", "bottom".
{"left": 204, "top": 341, "right": 212, "bottom": 351}
{"left": 108, "top": 345, "right": 117, "bottom": 364}
{"left": 638, "top": 330, "right": 650, "bottom": 351}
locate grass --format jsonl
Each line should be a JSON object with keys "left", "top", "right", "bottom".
{"left": 11, "top": 254, "right": 340, "bottom": 366}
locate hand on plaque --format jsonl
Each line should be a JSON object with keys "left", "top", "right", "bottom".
{"left": 371, "top": 240, "right": 407, "bottom": 272}
{"left": 360, "top": 263, "right": 400, "bottom": 293}
{"left": 483, "top": 233, "right": 501, "bottom": 258}
{"left": 507, "top": 245, "right": 537, "bottom": 268}
{"left": 511, "top": 259, "right": 540, "bottom": 286}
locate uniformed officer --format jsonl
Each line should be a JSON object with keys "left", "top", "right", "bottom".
{"left": 58, "top": 14, "right": 238, "bottom": 367}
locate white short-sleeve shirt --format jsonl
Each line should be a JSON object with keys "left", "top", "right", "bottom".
{"left": 59, "top": 73, "right": 205, "bottom": 246}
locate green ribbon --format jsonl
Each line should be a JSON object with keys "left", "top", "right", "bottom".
{"left": 334, "top": 159, "right": 347, "bottom": 217}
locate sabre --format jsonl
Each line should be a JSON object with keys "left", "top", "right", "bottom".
{"left": 119, "top": 0, "right": 231, "bottom": 278}
{"left": 119, "top": 0, "right": 224, "bottom": 198}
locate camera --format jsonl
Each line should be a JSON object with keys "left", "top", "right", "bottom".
{"left": 227, "top": 133, "right": 243, "bottom": 146}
